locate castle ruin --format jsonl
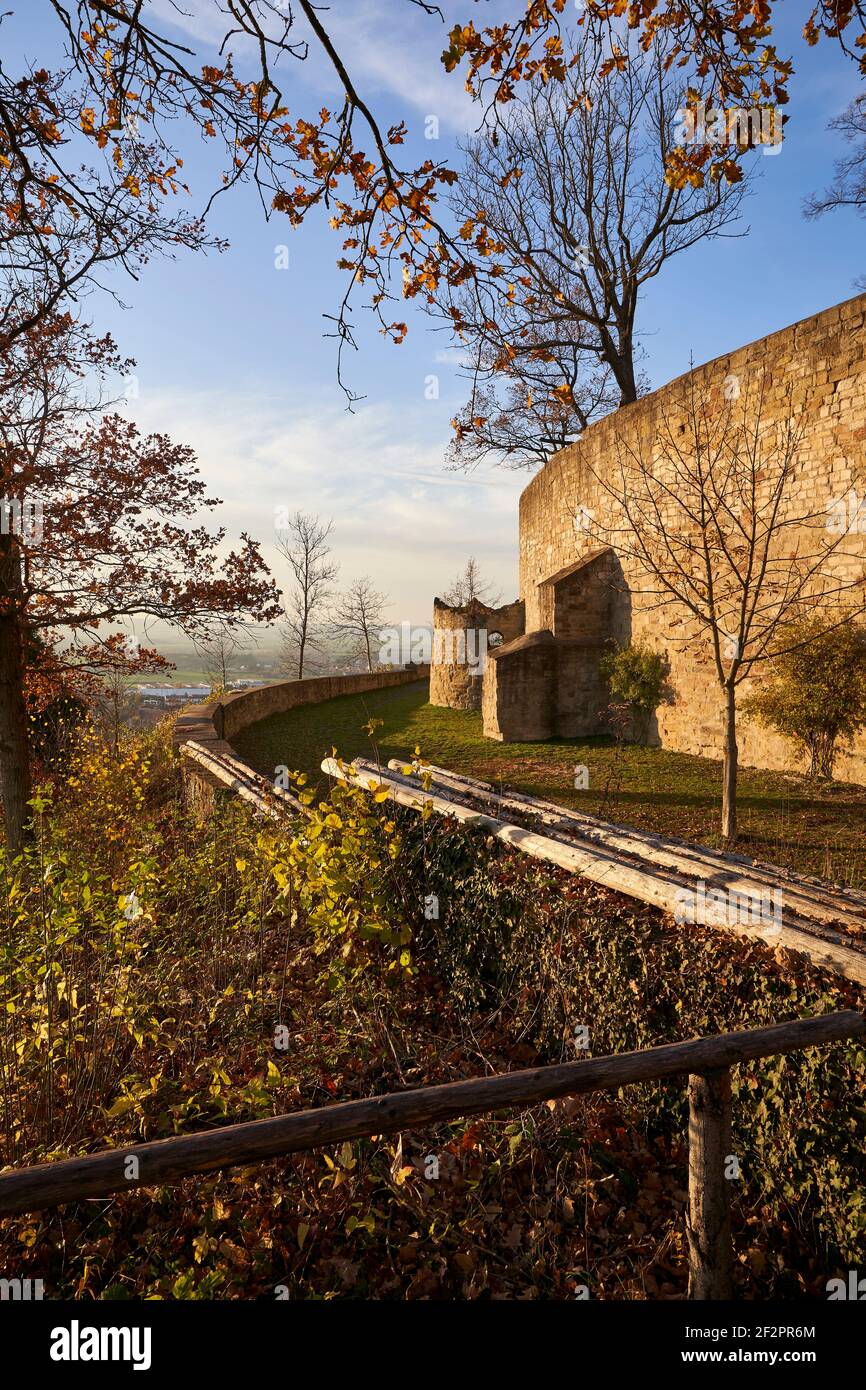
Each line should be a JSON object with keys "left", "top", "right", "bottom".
{"left": 429, "top": 293, "right": 866, "bottom": 784}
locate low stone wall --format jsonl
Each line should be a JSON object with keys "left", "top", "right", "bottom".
{"left": 173, "top": 667, "right": 429, "bottom": 811}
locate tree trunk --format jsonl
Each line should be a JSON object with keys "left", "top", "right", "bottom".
{"left": 601, "top": 323, "right": 638, "bottom": 406}
{"left": 721, "top": 682, "right": 737, "bottom": 842}
{"left": 614, "top": 338, "right": 638, "bottom": 406}
{"left": 0, "top": 548, "right": 32, "bottom": 851}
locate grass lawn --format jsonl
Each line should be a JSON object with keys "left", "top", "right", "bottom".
{"left": 234, "top": 678, "right": 866, "bottom": 888}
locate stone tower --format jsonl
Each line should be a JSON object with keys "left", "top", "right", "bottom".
{"left": 429, "top": 596, "right": 525, "bottom": 711}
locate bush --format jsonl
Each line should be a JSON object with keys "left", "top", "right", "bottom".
{"left": 742, "top": 614, "right": 866, "bottom": 778}
{"left": 598, "top": 640, "right": 671, "bottom": 742}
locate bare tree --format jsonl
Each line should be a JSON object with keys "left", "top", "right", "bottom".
{"left": 95, "top": 666, "right": 139, "bottom": 755}
{"left": 441, "top": 557, "right": 501, "bottom": 608}
{"left": 805, "top": 94, "right": 866, "bottom": 284}
{"left": 580, "top": 371, "right": 866, "bottom": 841}
{"left": 332, "top": 578, "right": 390, "bottom": 673}
{"left": 193, "top": 627, "right": 250, "bottom": 692}
{"left": 443, "top": 30, "right": 748, "bottom": 467}
{"left": 276, "top": 512, "right": 338, "bottom": 678}
{"left": 447, "top": 332, "right": 621, "bottom": 470}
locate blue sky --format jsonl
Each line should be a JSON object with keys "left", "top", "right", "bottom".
{"left": 10, "top": 2, "right": 866, "bottom": 630}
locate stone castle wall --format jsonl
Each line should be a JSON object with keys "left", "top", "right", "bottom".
{"left": 518, "top": 293, "right": 866, "bottom": 782}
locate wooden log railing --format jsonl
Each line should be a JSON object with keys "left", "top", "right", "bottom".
{"left": 1, "top": 1011, "right": 863, "bottom": 1299}
{"left": 323, "top": 758, "right": 866, "bottom": 986}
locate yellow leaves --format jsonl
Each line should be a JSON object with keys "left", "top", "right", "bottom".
{"left": 192, "top": 1233, "right": 218, "bottom": 1264}
{"left": 122, "top": 173, "right": 141, "bottom": 198}
{"left": 79, "top": 108, "right": 97, "bottom": 136}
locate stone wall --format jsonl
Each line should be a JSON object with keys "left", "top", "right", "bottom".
{"left": 173, "top": 667, "right": 430, "bottom": 811}
{"left": 518, "top": 292, "right": 866, "bottom": 782}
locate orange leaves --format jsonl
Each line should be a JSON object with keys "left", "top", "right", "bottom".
{"left": 442, "top": 23, "right": 481, "bottom": 75}
{"left": 599, "top": 45, "right": 629, "bottom": 79}
{"left": 79, "top": 108, "right": 96, "bottom": 136}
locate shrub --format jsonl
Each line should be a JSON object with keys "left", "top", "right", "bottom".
{"left": 742, "top": 614, "right": 866, "bottom": 778}
{"left": 598, "top": 640, "right": 671, "bottom": 742}
{"left": 397, "top": 808, "right": 866, "bottom": 1266}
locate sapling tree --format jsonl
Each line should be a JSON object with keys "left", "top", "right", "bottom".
{"left": 580, "top": 370, "right": 866, "bottom": 840}
{"left": 276, "top": 512, "right": 339, "bottom": 678}
{"left": 332, "top": 578, "right": 390, "bottom": 673}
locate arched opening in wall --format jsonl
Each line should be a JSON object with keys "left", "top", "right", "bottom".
{"left": 488, "top": 631, "right": 504, "bottom": 649}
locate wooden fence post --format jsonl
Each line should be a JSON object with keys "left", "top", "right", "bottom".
{"left": 686, "top": 1066, "right": 734, "bottom": 1299}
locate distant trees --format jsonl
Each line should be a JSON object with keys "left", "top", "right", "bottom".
{"left": 743, "top": 615, "right": 866, "bottom": 779}
{"left": 0, "top": 315, "right": 280, "bottom": 849}
{"left": 193, "top": 627, "right": 251, "bottom": 691}
{"left": 579, "top": 370, "right": 866, "bottom": 841}
{"left": 276, "top": 512, "right": 339, "bottom": 678}
{"left": 332, "top": 578, "right": 391, "bottom": 673}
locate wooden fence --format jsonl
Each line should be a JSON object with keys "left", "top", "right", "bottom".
{"left": 1, "top": 1010, "right": 863, "bottom": 1299}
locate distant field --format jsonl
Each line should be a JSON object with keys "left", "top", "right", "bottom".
{"left": 233, "top": 679, "right": 866, "bottom": 888}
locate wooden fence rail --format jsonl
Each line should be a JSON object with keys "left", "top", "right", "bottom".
{"left": 1, "top": 1011, "right": 863, "bottom": 1298}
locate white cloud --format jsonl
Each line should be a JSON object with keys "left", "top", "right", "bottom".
{"left": 124, "top": 385, "right": 526, "bottom": 626}
{"left": 151, "top": 0, "right": 478, "bottom": 135}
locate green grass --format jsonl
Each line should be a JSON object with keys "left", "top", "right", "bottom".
{"left": 234, "top": 679, "right": 866, "bottom": 887}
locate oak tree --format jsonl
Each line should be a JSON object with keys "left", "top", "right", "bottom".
{"left": 0, "top": 314, "right": 281, "bottom": 848}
